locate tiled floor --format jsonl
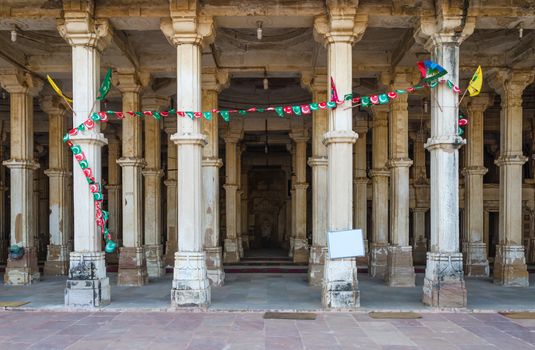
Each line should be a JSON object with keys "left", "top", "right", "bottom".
{"left": 3, "top": 273, "right": 535, "bottom": 311}
{"left": 0, "top": 311, "right": 535, "bottom": 349}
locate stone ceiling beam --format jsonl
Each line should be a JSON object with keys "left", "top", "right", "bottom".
{"left": 111, "top": 27, "right": 140, "bottom": 71}
{"left": 389, "top": 28, "right": 415, "bottom": 69}
{"left": 506, "top": 30, "right": 535, "bottom": 68}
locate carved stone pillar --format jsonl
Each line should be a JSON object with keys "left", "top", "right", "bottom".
{"left": 201, "top": 68, "right": 227, "bottom": 286}
{"left": 353, "top": 120, "right": 369, "bottom": 266}
{"left": 369, "top": 106, "right": 390, "bottom": 279}
{"left": 161, "top": 12, "right": 213, "bottom": 307}
{"left": 411, "top": 132, "right": 429, "bottom": 264}
{"left": 240, "top": 164, "right": 249, "bottom": 252}
{"left": 58, "top": 10, "right": 112, "bottom": 306}
{"left": 416, "top": 14, "right": 474, "bottom": 307}
{"left": 0, "top": 134, "right": 7, "bottom": 264}
{"left": 489, "top": 70, "right": 535, "bottom": 287}
{"left": 142, "top": 96, "right": 167, "bottom": 278}
{"left": 236, "top": 144, "right": 244, "bottom": 258}
{"left": 304, "top": 73, "right": 328, "bottom": 285}
{"left": 386, "top": 71, "right": 415, "bottom": 287}
{"left": 289, "top": 131, "right": 310, "bottom": 263}
{"left": 0, "top": 72, "right": 42, "bottom": 285}
{"left": 164, "top": 130, "right": 177, "bottom": 267}
{"left": 41, "top": 96, "right": 71, "bottom": 275}
{"left": 462, "top": 94, "right": 492, "bottom": 277}
{"left": 223, "top": 127, "right": 243, "bottom": 263}
{"left": 313, "top": 7, "right": 367, "bottom": 309}
{"left": 115, "top": 73, "right": 148, "bottom": 286}
{"left": 105, "top": 131, "right": 121, "bottom": 265}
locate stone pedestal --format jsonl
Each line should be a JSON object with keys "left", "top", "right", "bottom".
{"left": 385, "top": 246, "right": 415, "bottom": 287}
{"left": 292, "top": 238, "right": 309, "bottom": 263}
{"left": 171, "top": 251, "right": 210, "bottom": 308}
{"left": 493, "top": 245, "right": 528, "bottom": 287}
{"left": 369, "top": 242, "right": 388, "bottom": 278}
{"left": 412, "top": 207, "right": 428, "bottom": 265}
{"left": 223, "top": 238, "right": 240, "bottom": 263}
{"left": 463, "top": 242, "right": 490, "bottom": 277}
{"left": 4, "top": 247, "right": 40, "bottom": 285}
{"left": 44, "top": 244, "right": 70, "bottom": 275}
{"left": 117, "top": 247, "right": 149, "bottom": 286}
{"left": 422, "top": 253, "right": 466, "bottom": 308}
{"left": 145, "top": 244, "right": 165, "bottom": 278}
{"left": 205, "top": 246, "right": 225, "bottom": 286}
{"left": 322, "top": 254, "right": 359, "bottom": 309}
{"left": 308, "top": 245, "right": 325, "bottom": 286}
{"left": 65, "top": 252, "right": 110, "bottom": 307}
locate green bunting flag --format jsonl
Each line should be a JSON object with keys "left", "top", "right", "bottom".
{"left": 96, "top": 68, "right": 112, "bottom": 101}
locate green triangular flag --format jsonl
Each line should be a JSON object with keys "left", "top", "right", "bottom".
{"left": 220, "top": 110, "right": 230, "bottom": 122}
{"left": 203, "top": 112, "right": 212, "bottom": 120}
{"left": 96, "top": 68, "right": 112, "bottom": 101}
{"left": 274, "top": 107, "right": 284, "bottom": 117}
{"left": 292, "top": 105, "right": 301, "bottom": 115}
{"left": 309, "top": 103, "right": 319, "bottom": 111}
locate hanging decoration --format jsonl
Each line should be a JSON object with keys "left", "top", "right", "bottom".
{"left": 56, "top": 60, "right": 480, "bottom": 256}
{"left": 458, "top": 113, "right": 469, "bottom": 136}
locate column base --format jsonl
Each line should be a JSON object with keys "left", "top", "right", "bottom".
{"left": 422, "top": 252, "right": 467, "bottom": 308}
{"left": 288, "top": 237, "right": 294, "bottom": 257}
{"left": 205, "top": 246, "right": 225, "bottom": 286}
{"left": 241, "top": 233, "right": 250, "bottom": 251}
{"left": 413, "top": 239, "right": 427, "bottom": 265}
{"left": 117, "top": 247, "right": 148, "bottom": 286}
{"left": 369, "top": 243, "right": 388, "bottom": 279}
{"left": 223, "top": 238, "right": 240, "bottom": 263}
{"left": 171, "top": 251, "right": 210, "bottom": 307}
{"left": 308, "top": 245, "right": 325, "bottom": 286}
{"left": 322, "top": 253, "right": 359, "bottom": 310}
{"left": 463, "top": 242, "right": 489, "bottom": 277}
{"left": 145, "top": 244, "right": 165, "bottom": 278}
{"left": 292, "top": 238, "right": 310, "bottom": 263}
{"left": 4, "top": 247, "right": 40, "bottom": 285}
{"left": 356, "top": 239, "right": 369, "bottom": 266}
{"left": 237, "top": 236, "right": 244, "bottom": 258}
{"left": 493, "top": 244, "right": 528, "bottom": 287}
{"left": 44, "top": 244, "right": 70, "bottom": 276}
{"left": 65, "top": 251, "right": 110, "bottom": 307}
{"left": 385, "top": 246, "right": 415, "bottom": 287}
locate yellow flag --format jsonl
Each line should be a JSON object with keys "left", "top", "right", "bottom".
{"left": 467, "top": 65, "right": 483, "bottom": 97}
{"left": 46, "top": 75, "right": 73, "bottom": 103}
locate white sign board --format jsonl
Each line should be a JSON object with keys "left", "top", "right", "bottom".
{"left": 327, "top": 229, "right": 365, "bottom": 259}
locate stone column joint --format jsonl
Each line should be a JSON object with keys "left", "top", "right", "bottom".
{"left": 142, "top": 168, "right": 164, "bottom": 177}
{"left": 117, "top": 157, "right": 146, "bottom": 168}
{"left": 322, "top": 130, "right": 358, "bottom": 146}
{"left": 462, "top": 166, "right": 488, "bottom": 176}
{"left": 202, "top": 157, "right": 223, "bottom": 168}
{"left": 3, "top": 159, "right": 39, "bottom": 170}
{"left": 424, "top": 136, "right": 465, "bottom": 151}
{"left": 388, "top": 158, "right": 413, "bottom": 168}
{"left": 307, "top": 156, "right": 328, "bottom": 167}
{"left": 495, "top": 154, "right": 528, "bottom": 167}
{"left": 368, "top": 169, "right": 390, "bottom": 178}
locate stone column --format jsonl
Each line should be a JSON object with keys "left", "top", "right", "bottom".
{"left": 115, "top": 73, "right": 148, "bottom": 286}
{"left": 0, "top": 72, "right": 42, "bottom": 285}
{"left": 223, "top": 129, "right": 242, "bottom": 263}
{"left": 313, "top": 8, "right": 367, "bottom": 309}
{"left": 353, "top": 120, "right": 369, "bottom": 266}
{"left": 386, "top": 72, "right": 415, "bottom": 287}
{"left": 369, "top": 106, "right": 390, "bottom": 279}
{"left": 142, "top": 96, "right": 167, "bottom": 278}
{"left": 305, "top": 73, "right": 328, "bottom": 285}
{"left": 0, "top": 135, "right": 7, "bottom": 264}
{"left": 288, "top": 144, "right": 296, "bottom": 257}
{"left": 201, "top": 68, "right": 227, "bottom": 286}
{"left": 489, "top": 70, "right": 535, "bottom": 287}
{"left": 58, "top": 12, "right": 111, "bottom": 306}
{"left": 240, "top": 167, "right": 249, "bottom": 252}
{"left": 236, "top": 145, "right": 244, "bottom": 258}
{"left": 161, "top": 12, "right": 213, "bottom": 307}
{"left": 411, "top": 131, "right": 429, "bottom": 264}
{"left": 417, "top": 18, "right": 474, "bottom": 307}
{"left": 41, "top": 96, "right": 71, "bottom": 275}
{"left": 164, "top": 130, "right": 177, "bottom": 267}
{"left": 105, "top": 132, "right": 121, "bottom": 265}
{"left": 289, "top": 131, "right": 310, "bottom": 263}
{"left": 462, "top": 94, "right": 492, "bottom": 277}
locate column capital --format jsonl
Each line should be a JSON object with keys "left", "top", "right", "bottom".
{"left": 289, "top": 131, "right": 309, "bottom": 144}
{"left": 223, "top": 184, "right": 239, "bottom": 191}
{"left": 57, "top": 15, "right": 112, "bottom": 51}
{"left": 415, "top": 9, "right": 476, "bottom": 51}
{"left": 202, "top": 157, "right": 223, "bottom": 168}
{"left": 294, "top": 183, "right": 309, "bottom": 190}
{"left": 369, "top": 169, "right": 390, "bottom": 178}
{"left": 323, "top": 130, "right": 358, "bottom": 146}
{"left": 39, "top": 95, "right": 67, "bottom": 116}
{"left": 488, "top": 69, "right": 535, "bottom": 101}
{"left": 142, "top": 168, "right": 164, "bottom": 177}
{"left": 164, "top": 179, "right": 177, "bottom": 188}
{"left": 354, "top": 119, "right": 368, "bottom": 134}
{"left": 462, "top": 166, "right": 488, "bottom": 176}
{"left": 3, "top": 159, "right": 39, "bottom": 170}
{"left": 222, "top": 131, "right": 243, "bottom": 144}
{"left": 354, "top": 177, "right": 369, "bottom": 185}
{"left": 301, "top": 70, "right": 328, "bottom": 94}
{"left": 202, "top": 67, "right": 229, "bottom": 92}
{"left": 44, "top": 169, "right": 71, "bottom": 177}
{"left": 388, "top": 158, "right": 413, "bottom": 168}
{"left": 307, "top": 156, "right": 328, "bottom": 167}
{"left": 425, "top": 136, "right": 465, "bottom": 151}
{"left": 495, "top": 154, "right": 528, "bottom": 167}
{"left": 464, "top": 93, "right": 493, "bottom": 114}
{"left": 0, "top": 71, "right": 43, "bottom": 96}
{"left": 160, "top": 15, "right": 214, "bottom": 47}
{"left": 113, "top": 72, "right": 143, "bottom": 94}
{"left": 313, "top": 9, "right": 368, "bottom": 46}
{"left": 117, "top": 157, "right": 146, "bottom": 168}
{"left": 142, "top": 95, "right": 168, "bottom": 112}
